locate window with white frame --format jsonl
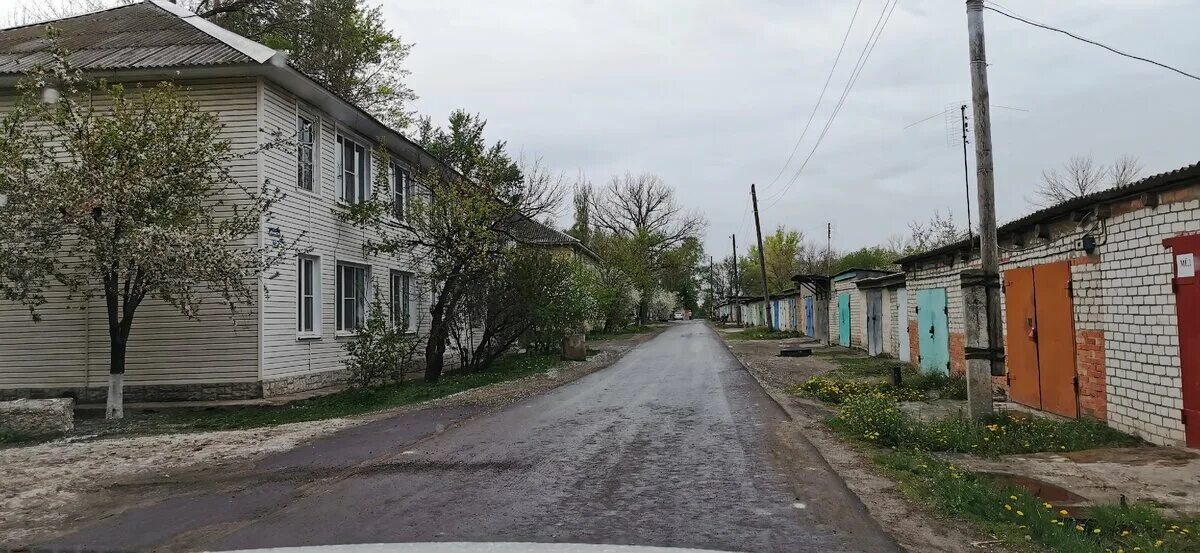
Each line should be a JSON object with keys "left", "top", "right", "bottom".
{"left": 336, "top": 262, "right": 369, "bottom": 332}
{"left": 389, "top": 161, "right": 410, "bottom": 220}
{"left": 297, "top": 115, "right": 315, "bottom": 191}
{"left": 297, "top": 255, "right": 320, "bottom": 335}
{"left": 390, "top": 270, "right": 413, "bottom": 330}
{"left": 336, "top": 135, "right": 368, "bottom": 204}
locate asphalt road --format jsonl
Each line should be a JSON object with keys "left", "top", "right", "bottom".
{"left": 42, "top": 321, "right": 899, "bottom": 552}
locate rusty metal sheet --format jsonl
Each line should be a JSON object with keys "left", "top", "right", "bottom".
{"left": 1034, "top": 261, "right": 1078, "bottom": 418}
{"left": 1004, "top": 267, "right": 1040, "bottom": 409}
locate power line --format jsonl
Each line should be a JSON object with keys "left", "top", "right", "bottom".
{"left": 984, "top": 4, "right": 1200, "bottom": 82}
{"left": 761, "top": 0, "right": 865, "bottom": 193}
{"left": 766, "top": 0, "right": 900, "bottom": 209}
{"left": 768, "top": 0, "right": 899, "bottom": 207}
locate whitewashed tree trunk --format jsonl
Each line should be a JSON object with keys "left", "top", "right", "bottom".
{"left": 106, "top": 373, "right": 124, "bottom": 419}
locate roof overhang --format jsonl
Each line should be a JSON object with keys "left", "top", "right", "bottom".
{"left": 0, "top": 61, "right": 450, "bottom": 177}
{"left": 855, "top": 272, "right": 906, "bottom": 290}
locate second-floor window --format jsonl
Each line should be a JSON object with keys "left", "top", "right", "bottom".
{"left": 390, "top": 161, "right": 409, "bottom": 220}
{"left": 337, "top": 135, "right": 368, "bottom": 204}
{"left": 297, "top": 116, "right": 315, "bottom": 192}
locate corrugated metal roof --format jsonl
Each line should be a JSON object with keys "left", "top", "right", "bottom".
{"left": 0, "top": 2, "right": 251, "bottom": 74}
{"left": 895, "top": 161, "right": 1200, "bottom": 266}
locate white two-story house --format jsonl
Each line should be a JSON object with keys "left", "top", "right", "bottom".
{"left": 0, "top": 0, "right": 588, "bottom": 402}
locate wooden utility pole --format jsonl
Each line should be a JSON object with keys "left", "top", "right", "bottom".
{"left": 963, "top": 0, "right": 1004, "bottom": 418}
{"left": 730, "top": 234, "right": 742, "bottom": 325}
{"left": 708, "top": 255, "right": 715, "bottom": 318}
{"left": 750, "top": 184, "right": 772, "bottom": 330}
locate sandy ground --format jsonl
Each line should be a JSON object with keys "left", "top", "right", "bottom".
{"left": 0, "top": 418, "right": 357, "bottom": 545}
{"left": 715, "top": 326, "right": 1014, "bottom": 553}
{"left": 0, "top": 330, "right": 662, "bottom": 546}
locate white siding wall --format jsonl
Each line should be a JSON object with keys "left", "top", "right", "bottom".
{"left": 257, "top": 80, "right": 430, "bottom": 386}
{"left": 0, "top": 79, "right": 262, "bottom": 392}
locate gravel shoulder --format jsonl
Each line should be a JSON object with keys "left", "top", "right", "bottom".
{"left": 0, "top": 329, "right": 663, "bottom": 547}
{"left": 712, "top": 325, "right": 1016, "bottom": 553}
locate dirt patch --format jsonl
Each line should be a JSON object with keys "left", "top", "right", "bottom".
{"left": 1063, "top": 446, "right": 1198, "bottom": 466}
{"left": 0, "top": 329, "right": 663, "bottom": 547}
{"left": 950, "top": 447, "right": 1200, "bottom": 516}
{"left": 718, "top": 328, "right": 1015, "bottom": 553}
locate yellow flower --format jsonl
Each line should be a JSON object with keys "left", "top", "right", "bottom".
{"left": 1060, "top": 509, "right": 1069, "bottom": 516}
{"left": 1016, "top": 511, "right": 1024, "bottom": 517}
{"left": 1155, "top": 540, "right": 1164, "bottom": 547}
{"left": 1076, "top": 525, "right": 1085, "bottom": 532}
{"left": 1093, "top": 528, "right": 1102, "bottom": 534}
{"left": 1009, "top": 495, "right": 1018, "bottom": 501}
{"left": 1004, "top": 504, "right": 1012, "bottom": 511}
{"left": 1043, "top": 502, "right": 1053, "bottom": 509}
{"left": 1121, "top": 530, "right": 1130, "bottom": 536}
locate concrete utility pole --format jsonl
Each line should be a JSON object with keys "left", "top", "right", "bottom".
{"left": 750, "top": 185, "right": 772, "bottom": 330}
{"left": 962, "top": 0, "right": 1004, "bottom": 419}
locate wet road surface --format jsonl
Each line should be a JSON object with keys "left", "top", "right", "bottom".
{"left": 42, "top": 321, "right": 899, "bottom": 552}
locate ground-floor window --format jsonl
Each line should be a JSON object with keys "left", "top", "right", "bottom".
{"left": 297, "top": 255, "right": 320, "bottom": 335}
{"left": 390, "top": 270, "right": 413, "bottom": 331}
{"left": 336, "top": 262, "right": 369, "bottom": 332}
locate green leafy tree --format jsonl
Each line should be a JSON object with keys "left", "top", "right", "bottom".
{"left": 453, "top": 250, "right": 593, "bottom": 369}
{"left": 215, "top": 0, "right": 417, "bottom": 129}
{"left": 341, "top": 110, "right": 562, "bottom": 382}
{"left": 591, "top": 173, "right": 705, "bottom": 323}
{"left": 0, "top": 50, "right": 297, "bottom": 418}
{"left": 829, "top": 246, "right": 899, "bottom": 275}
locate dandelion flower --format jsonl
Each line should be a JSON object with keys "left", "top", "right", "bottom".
{"left": 1093, "top": 528, "right": 1102, "bottom": 534}
{"left": 1060, "top": 510, "right": 1069, "bottom": 516}
{"left": 1122, "top": 530, "right": 1130, "bottom": 536}
{"left": 1009, "top": 495, "right": 1018, "bottom": 501}
{"left": 1076, "top": 525, "right": 1085, "bottom": 532}
{"left": 1004, "top": 504, "right": 1013, "bottom": 511}
{"left": 1043, "top": 502, "right": 1052, "bottom": 510}
{"left": 1016, "top": 511, "right": 1024, "bottom": 517}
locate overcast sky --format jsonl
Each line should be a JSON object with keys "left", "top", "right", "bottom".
{"left": 5, "top": 0, "right": 1197, "bottom": 257}
{"left": 382, "top": 0, "right": 1199, "bottom": 256}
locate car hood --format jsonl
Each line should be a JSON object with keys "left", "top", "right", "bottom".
{"left": 222, "top": 543, "right": 736, "bottom": 553}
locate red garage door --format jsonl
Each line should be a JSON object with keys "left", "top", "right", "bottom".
{"left": 1165, "top": 234, "right": 1200, "bottom": 447}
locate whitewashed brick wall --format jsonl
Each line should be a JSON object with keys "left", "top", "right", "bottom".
{"left": 1099, "top": 198, "right": 1200, "bottom": 445}
{"left": 830, "top": 278, "right": 866, "bottom": 348}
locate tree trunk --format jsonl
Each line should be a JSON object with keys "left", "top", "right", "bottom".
{"left": 424, "top": 322, "right": 446, "bottom": 383}
{"left": 106, "top": 322, "right": 129, "bottom": 419}
{"left": 637, "top": 295, "right": 650, "bottom": 325}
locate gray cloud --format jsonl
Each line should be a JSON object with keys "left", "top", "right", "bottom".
{"left": 385, "top": 0, "right": 1200, "bottom": 256}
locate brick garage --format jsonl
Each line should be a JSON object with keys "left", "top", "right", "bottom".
{"left": 897, "top": 162, "right": 1200, "bottom": 446}
{"left": 829, "top": 269, "right": 891, "bottom": 349}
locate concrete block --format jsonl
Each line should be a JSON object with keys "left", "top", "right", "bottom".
{"left": 0, "top": 398, "right": 73, "bottom": 436}
{"left": 561, "top": 334, "right": 587, "bottom": 361}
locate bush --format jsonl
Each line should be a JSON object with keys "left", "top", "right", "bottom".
{"left": 790, "top": 377, "right": 925, "bottom": 404}
{"left": 832, "top": 393, "right": 1139, "bottom": 456}
{"left": 343, "top": 295, "right": 420, "bottom": 388}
